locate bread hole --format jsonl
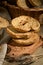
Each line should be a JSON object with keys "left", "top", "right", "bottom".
{"left": 23, "top": 21, "right": 27, "bottom": 25}
{"left": 12, "top": 53, "right": 14, "bottom": 56}
{"left": 20, "top": 20, "right": 27, "bottom": 25}
{"left": 23, "top": 23, "right": 26, "bottom": 25}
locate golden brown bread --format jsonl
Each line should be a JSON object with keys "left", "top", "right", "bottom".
{"left": 7, "top": 25, "right": 40, "bottom": 45}
{"left": 7, "top": 15, "right": 40, "bottom": 45}
{"left": 17, "top": 0, "right": 29, "bottom": 10}
{"left": 12, "top": 15, "right": 40, "bottom": 32}
{"left": 13, "top": 32, "right": 40, "bottom": 45}
{"left": 7, "top": 26, "right": 34, "bottom": 39}
{"left": 31, "top": 17, "right": 40, "bottom": 32}
{"left": 12, "top": 16, "right": 31, "bottom": 32}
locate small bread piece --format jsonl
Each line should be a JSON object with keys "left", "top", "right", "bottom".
{"left": 17, "top": 0, "right": 29, "bottom": 10}
{"left": 13, "top": 32, "right": 40, "bottom": 45}
{"left": 12, "top": 16, "right": 32, "bottom": 32}
{"left": 7, "top": 26, "right": 33, "bottom": 39}
{"left": 31, "top": 17, "right": 40, "bottom": 32}
{"left": 0, "top": 17, "right": 9, "bottom": 28}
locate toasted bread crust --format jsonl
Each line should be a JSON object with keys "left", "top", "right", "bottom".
{"left": 13, "top": 32, "right": 40, "bottom": 45}
{"left": 17, "top": 0, "right": 29, "bottom": 10}
{"left": 7, "top": 26, "right": 33, "bottom": 39}
{"left": 12, "top": 15, "right": 40, "bottom": 32}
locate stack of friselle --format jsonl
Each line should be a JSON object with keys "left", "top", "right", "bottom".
{"left": 5, "top": 0, "right": 43, "bottom": 63}
{"left": 7, "top": 15, "right": 42, "bottom": 56}
{"left": 7, "top": 15, "right": 40, "bottom": 45}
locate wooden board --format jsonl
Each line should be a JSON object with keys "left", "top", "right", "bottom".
{"left": 6, "top": 39, "right": 42, "bottom": 58}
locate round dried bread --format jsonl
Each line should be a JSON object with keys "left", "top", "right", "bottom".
{"left": 12, "top": 15, "right": 40, "bottom": 32}
{"left": 12, "top": 16, "right": 31, "bottom": 32}
{"left": 0, "top": 17, "right": 9, "bottom": 29}
{"left": 7, "top": 26, "right": 33, "bottom": 39}
{"left": 17, "top": 0, "right": 29, "bottom": 10}
{"left": 13, "top": 32, "right": 40, "bottom": 45}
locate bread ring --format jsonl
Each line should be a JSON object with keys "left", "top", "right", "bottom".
{"left": 12, "top": 15, "right": 40, "bottom": 32}
{"left": 17, "top": 0, "right": 29, "bottom": 10}
{"left": 7, "top": 26, "right": 33, "bottom": 39}
{"left": 13, "top": 32, "right": 40, "bottom": 45}
{"left": 12, "top": 16, "right": 32, "bottom": 32}
{"left": 0, "top": 16, "right": 9, "bottom": 28}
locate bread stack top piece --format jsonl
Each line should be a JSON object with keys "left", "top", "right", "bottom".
{"left": 7, "top": 15, "right": 40, "bottom": 45}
